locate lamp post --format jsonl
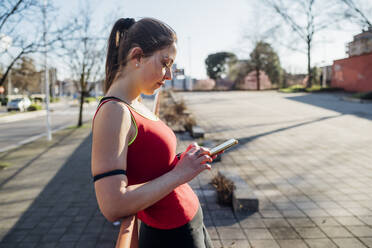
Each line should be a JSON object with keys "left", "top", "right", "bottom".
{"left": 43, "top": 0, "right": 52, "bottom": 141}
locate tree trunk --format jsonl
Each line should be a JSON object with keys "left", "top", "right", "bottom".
{"left": 78, "top": 90, "right": 84, "bottom": 127}
{"left": 307, "top": 39, "right": 312, "bottom": 88}
{"left": 256, "top": 67, "right": 260, "bottom": 91}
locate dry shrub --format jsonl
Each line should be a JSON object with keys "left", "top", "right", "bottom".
{"left": 183, "top": 115, "right": 196, "bottom": 132}
{"left": 211, "top": 173, "right": 235, "bottom": 206}
{"left": 159, "top": 92, "right": 196, "bottom": 132}
{"left": 174, "top": 100, "right": 187, "bottom": 115}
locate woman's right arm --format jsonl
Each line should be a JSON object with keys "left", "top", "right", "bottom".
{"left": 91, "top": 102, "right": 212, "bottom": 222}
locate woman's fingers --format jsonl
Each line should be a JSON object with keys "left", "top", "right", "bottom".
{"left": 196, "top": 154, "right": 212, "bottom": 165}
{"left": 198, "top": 147, "right": 211, "bottom": 156}
{"left": 186, "top": 142, "right": 199, "bottom": 152}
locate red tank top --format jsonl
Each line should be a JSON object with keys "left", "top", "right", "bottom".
{"left": 93, "top": 98, "right": 199, "bottom": 229}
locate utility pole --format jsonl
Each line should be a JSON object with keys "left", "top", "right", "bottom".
{"left": 187, "top": 36, "right": 192, "bottom": 91}
{"left": 43, "top": 0, "right": 52, "bottom": 141}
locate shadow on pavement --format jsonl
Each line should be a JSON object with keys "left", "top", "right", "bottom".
{"left": 286, "top": 94, "right": 372, "bottom": 121}
{"left": 230, "top": 114, "right": 342, "bottom": 153}
{"left": 0, "top": 134, "right": 118, "bottom": 247}
{"left": 0, "top": 129, "right": 75, "bottom": 189}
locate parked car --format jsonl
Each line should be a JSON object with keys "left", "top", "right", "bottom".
{"left": 7, "top": 97, "right": 32, "bottom": 112}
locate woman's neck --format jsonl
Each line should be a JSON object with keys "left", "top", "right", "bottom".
{"left": 106, "top": 76, "right": 141, "bottom": 104}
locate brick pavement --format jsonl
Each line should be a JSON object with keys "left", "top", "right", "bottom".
{"left": 0, "top": 126, "right": 121, "bottom": 248}
{"left": 177, "top": 91, "right": 372, "bottom": 248}
{"left": 1, "top": 91, "right": 371, "bottom": 248}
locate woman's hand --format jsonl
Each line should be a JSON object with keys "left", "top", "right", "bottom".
{"left": 171, "top": 143, "right": 214, "bottom": 184}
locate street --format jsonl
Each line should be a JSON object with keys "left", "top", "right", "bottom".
{"left": 0, "top": 100, "right": 97, "bottom": 152}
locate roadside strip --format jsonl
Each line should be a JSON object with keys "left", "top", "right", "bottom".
{"left": 0, "top": 123, "right": 82, "bottom": 153}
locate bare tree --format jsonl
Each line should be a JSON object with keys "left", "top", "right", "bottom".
{"left": 263, "top": 0, "right": 344, "bottom": 88}
{"left": 0, "top": 0, "right": 76, "bottom": 88}
{"left": 340, "top": 0, "right": 371, "bottom": 29}
{"left": 62, "top": 5, "right": 105, "bottom": 127}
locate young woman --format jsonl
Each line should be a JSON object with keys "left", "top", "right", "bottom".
{"left": 91, "top": 17, "right": 215, "bottom": 248}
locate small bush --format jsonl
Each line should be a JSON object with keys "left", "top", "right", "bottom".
{"left": 0, "top": 162, "right": 11, "bottom": 170}
{"left": 280, "top": 84, "right": 341, "bottom": 93}
{"left": 84, "top": 97, "right": 97, "bottom": 103}
{"left": 27, "top": 103, "right": 42, "bottom": 111}
{"left": 211, "top": 173, "right": 235, "bottom": 206}
{"left": 353, "top": 91, "right": 372, "bottom": 100}
{"left": 1, "top": 97, "right": 8, "bottom": 106}
{"left": 279, "top": 84, "right": 306, "bottom": 93}
{"left": 50, "top": 97, "right": 60, "bottom": 103}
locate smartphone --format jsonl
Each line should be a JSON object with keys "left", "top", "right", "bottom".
{"left": 210, "top": 139, "right": 238, "bottom": 156}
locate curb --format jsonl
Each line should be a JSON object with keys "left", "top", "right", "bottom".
{"left": 341, "top": 96, "right": 372, "bottom": 104}
{"left": 0, "top": 110, "right": 46, "bottom": 123}
{"left": 0, "top": 123, "right": 88, "bottom": 153}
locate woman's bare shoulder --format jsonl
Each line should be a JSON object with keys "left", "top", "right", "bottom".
{"left": 91, "top": 101, "right": 133, "bottom": 174}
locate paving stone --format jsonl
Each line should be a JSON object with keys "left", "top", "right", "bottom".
{"left": 244, "top": 228, "right": 273, "bottom": 240}
{"left": 263, "top": 218, "right": 290, "bottom": 228}
{"left": 347, "top": 226, "right": 372, "bottom": 237}
{"left": 206, "top": 226, "right": 219, "bottom": 240}
{"left": 359, "top": 216, "right": 372, "bottom": 226}
{"left": 249, "top": 239, "right": 280, "bottom": 248}
{"left": 281, "top": 209, "right": 306, "bottom": 217}
{"left": 294, "top": 227, "right": 327, "bottom": 239}
{"left": 360, "top": 238, "right": 372, "bottom": 248}
{"left": 305, "top": 238, "right": 337, "bottom": 248}
{"left": 335, "top": 216, "right": 365, "bottom": 226}
{"left": 320, "top": 226, "right": 354, "bottom": 238}
{"left": 287, "top": 217, "right": 316, "bottom": 227}
{"left": 239, "top": 218, "right": 265, "bottom": 228}
{"left": 332, "top": 238, "right": 368, "bottom": 248}
{"left": 277, "top": 239, "right": 308, "bottom": 248}
{"left": 16, "top": 243, "right": 38, "bottom": 248}
{"left": 216, "top": 227, "right": 246, "bottom": 240}
{"left": 269, "top": 227, "right": 299, "bottom": 240}
{"left": 59, "top": 234, "right": 80, "bottom": 242}
{"left": 221, "top": 239, "right": 251, "bottom": 248}
{"left": 311, "top": 217, "right": 341, "bottom": 227}
{"left": 212, "top": 239, "right": 222, "bottom": 248}
{"left": 210, "top": 210, "right": 235, "bottom": 220}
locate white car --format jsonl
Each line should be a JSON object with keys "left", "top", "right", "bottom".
{"left": 7, "top": 97, "right": 32, "bottom": 112}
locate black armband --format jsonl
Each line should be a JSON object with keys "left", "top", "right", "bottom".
{"left": 93, "top": 169, "right": 127, "bottom": 182}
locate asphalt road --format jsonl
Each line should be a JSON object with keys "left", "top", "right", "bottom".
{"left": 0, "top": 101, "right": 97, "bottom": 152}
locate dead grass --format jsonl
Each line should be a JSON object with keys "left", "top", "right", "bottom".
{"left": 159, "top": 90, "right": 196, "bottom": 132}
{"left": 211, "top": 173, "right": 235, "bottom": 206}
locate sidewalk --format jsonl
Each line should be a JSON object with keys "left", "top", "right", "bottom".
{"left": 0, "top": 122, "right": 222, "bottom": 248}
{"left": 0, "top": 124, "right": 121, "bottom": 247}
{"left": 178, "top": 91, "right": 372, "bottom": 248}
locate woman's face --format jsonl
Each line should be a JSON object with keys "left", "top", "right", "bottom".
{"left": 139, "top": 43, "right": 177, "bottom": 95}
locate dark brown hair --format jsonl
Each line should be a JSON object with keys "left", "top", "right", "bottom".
{"left": 104, "top": 17, "right": 177, "bottom": 93}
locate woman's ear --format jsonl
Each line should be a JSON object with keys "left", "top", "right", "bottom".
{"left": 128, "top": 47, "right": 143, "bottom": 66}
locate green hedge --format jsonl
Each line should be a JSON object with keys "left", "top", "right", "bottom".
{"left": 352, "top": 91, "right": 372, "bottom": 100}
{"left": 279, "top": 84, "right": 341, "bottom": 93}
{"left": 27, "top": 103, "right": 42, "bottom": 111}
{"left": 1, "top": 97, "right": 8, "bottom": 106}
{"left": 84, "top": 97, "right": 97, "bottom": 103}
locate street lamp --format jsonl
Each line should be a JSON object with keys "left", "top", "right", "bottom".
{"left": 43, "top": 0, "right": 52, "bottom": 141}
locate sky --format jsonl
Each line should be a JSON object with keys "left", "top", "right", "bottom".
{"left": 4, "top": 0, "right": 369, "bottom": 80}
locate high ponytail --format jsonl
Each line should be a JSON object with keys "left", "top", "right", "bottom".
{"left": 104, "top": 17, "right": 177, "bottom": 93}
{"left": 105, "top": 18, "right": 135, "bottom": 93}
